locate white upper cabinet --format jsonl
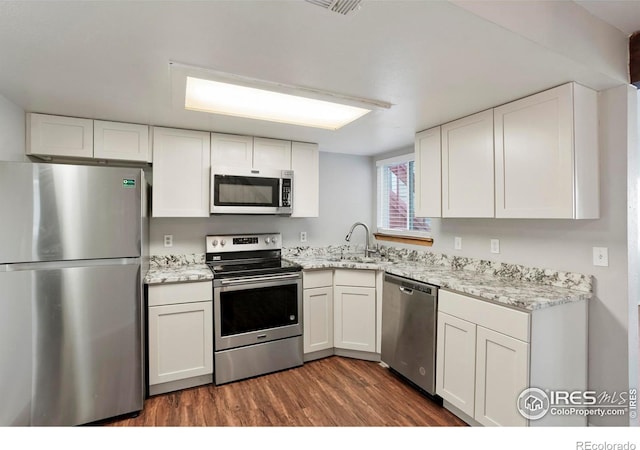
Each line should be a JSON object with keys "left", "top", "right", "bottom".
{"left": 152, "top": 127, "right": 211, "bottom": 217}
{"left": 441, "top": 110, "right": 494, "bottom": 218}
{"left": 93, "top": 120, "right": 150, "bottom": 162}
{"left": 210, "top": 133, "right": 253, "bottom": 168}
{"left": 291, "top": 142, "right": 319, "bottom": 218}
{"left": 27, "top": 113, "right": 151, "bottom": 162}
{"left": 494, "top": 82, "right": 598, "bottom": 219}
{"left": 414, "top": 126, "right": 442, "bottom": 218}
{"left": 253, "top": 137, "right": 292, "bottom": 170}
{"left": 210, "top": 134, "right": 294, "bottom": 171}
{"left": 27, "top": 113, "right": 93, "bottom": 158}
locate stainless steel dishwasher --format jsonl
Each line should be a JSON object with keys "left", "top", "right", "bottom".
{"left": 381, "top": 273, "right": 438, "bottom": 396}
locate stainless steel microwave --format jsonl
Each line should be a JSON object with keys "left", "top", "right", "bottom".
{"left": 210, "top": 167, "right": 293, "bottom": 215}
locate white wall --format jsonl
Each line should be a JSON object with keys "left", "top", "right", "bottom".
{"left": 373, "top": 85, "right": 635, "bottom": 426}
{"left": 0, "top": 93, "right": 26, "bottom": 161}
{"left": 149, "top": 151, "right": 374, "bottom": 255}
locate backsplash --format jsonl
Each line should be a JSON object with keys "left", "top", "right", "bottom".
{"left": 150, "top": 253, "right": 205, "bottom": 267}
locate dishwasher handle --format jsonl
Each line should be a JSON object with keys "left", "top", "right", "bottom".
{"left": 399, "top": 286, "right": 414, "bottom": 295}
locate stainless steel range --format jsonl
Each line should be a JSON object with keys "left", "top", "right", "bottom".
{"left": 206, "top": 233, "right": 303, "bottom": 385}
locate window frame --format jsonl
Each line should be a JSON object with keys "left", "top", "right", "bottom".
{"left": 375, "top": 153, "right": 431, "bottom": 239}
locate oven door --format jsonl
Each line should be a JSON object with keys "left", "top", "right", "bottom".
{"left": 211, "top": 172, "right": 282, "bottom": 214}
{"left": 213, "top": 272, "right": 302, "bottom": 351}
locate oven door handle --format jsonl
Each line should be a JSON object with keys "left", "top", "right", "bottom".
{"left": 219, "top": 273, "right": 301, "bottom": 285}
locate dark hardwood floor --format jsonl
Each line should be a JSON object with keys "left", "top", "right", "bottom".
{"left": 108, "top": 356, "right": 466, "bottom": 427}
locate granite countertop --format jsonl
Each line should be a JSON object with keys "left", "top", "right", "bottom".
{"left": 144, "top": 246, "right": 593, "bottom": 311}
{"left": 144, "top": 254, "right": 213, "bottom": 285}
{"left": 283, "top": 245, "right": 592, "bottom": 312}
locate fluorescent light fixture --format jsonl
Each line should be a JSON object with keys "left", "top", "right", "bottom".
{"left": 171, "top": 62, "right": 391, "bottom": 130}
{"left": 185, "top": 76, "right": 376, "bottom": 130}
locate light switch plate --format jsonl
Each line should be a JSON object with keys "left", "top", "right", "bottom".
{"left": 163, "top": 234, "right": 173, "bottom": 248}
{"left": 454, "top": 237, "right": 462, "bottom": 250}
{"left": 593, "top": 247, "right": 609, "bottom": 267}
{"left": 490, "top": 239, "right": 500, "bottom": 254}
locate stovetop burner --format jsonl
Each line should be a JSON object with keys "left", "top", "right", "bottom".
{"left": 205, "top": 233, "right": 301, "bottom": 279}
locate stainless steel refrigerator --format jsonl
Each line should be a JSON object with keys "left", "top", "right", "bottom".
{"left": 0, "top": 162, "right": 147, "bottom": 426}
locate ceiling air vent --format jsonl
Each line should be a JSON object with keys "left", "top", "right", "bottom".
{"left": 305, "top": 0, "right": 363, "bottom": 16}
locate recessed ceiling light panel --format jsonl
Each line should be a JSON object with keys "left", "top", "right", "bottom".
{"left": 185, "top": 76, "right": 372, "bottom": 130}
{"left": 170, "top": 61, "right": 391, "bottom": 130}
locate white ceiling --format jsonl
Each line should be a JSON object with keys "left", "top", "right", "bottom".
{"left": 576, "top": 0, "right": 640, "bottom": 35}
{"left": 0, "top": 1, "right": 635, "bottom": 156}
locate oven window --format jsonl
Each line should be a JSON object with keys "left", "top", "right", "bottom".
{"left": 214, "top": 175, "right": 279, "bottom": 207}
{"left": 220, "top": 284, "right": 298, "bottom": 336}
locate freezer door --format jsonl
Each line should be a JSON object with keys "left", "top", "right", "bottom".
{"left": 0, "top": 162, "right": 142, "bottom": 264}
{"left": 0, "top": 270, "right": 32, "bottom": 426}
{"left": 1, "top": 260, "right": 143, "bottom": 426}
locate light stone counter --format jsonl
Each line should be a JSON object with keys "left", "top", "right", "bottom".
{"left": 283, "top": 245, "right": 592, "bottom": 311}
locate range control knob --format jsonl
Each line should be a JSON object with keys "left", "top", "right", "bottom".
{"left": 264, "top": 237, "right": 271, "bottom": 244}
{"left": 220, "top": 240, "right": 226, "bottom": 247}
{"left": 211, "top": 239, "right": 218, "bottom": 247}
{"left": 271, "top": 236, "right": 278, "bottom": 245}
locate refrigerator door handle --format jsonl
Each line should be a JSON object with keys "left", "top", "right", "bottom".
{"left": 2, "top": 257, "right": 141, "bottom": 272}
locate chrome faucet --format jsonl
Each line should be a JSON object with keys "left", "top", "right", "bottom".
{"left": 345, "top": 222, "right": 379, "bottom": 257}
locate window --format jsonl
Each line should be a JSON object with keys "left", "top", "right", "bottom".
{"left": 376, "top": 154, "right": 431, "bottom": 236}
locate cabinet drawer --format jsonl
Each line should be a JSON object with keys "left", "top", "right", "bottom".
{"left": 304, "top": 270, "right": 333, "bottom": 289}
{"left": 148, "top": 281, "right": 213, "bottom": 307}
{"left": 439, "top": 290, "right": 530, "bottom": 342}
{"left": 334, "top": 269, "right": 376, "bottom": 288}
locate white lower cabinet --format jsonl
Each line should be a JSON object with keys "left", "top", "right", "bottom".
{"left": 333, "top": 269, "right": 376, "bottom": 353}
{"left": 436, "top": 312, "right": 477, "bottom": 417}
{"left": 303, "top": 269, "right": 379, "bottom": 360}
{"left": 474, "top": 326, "right": 529, "bottom": 427}
{"left": 436, "top": 289, "right": 587, "bottom": 427}
{"left": 303, "top": 286, "right": 333, "bottom": 353}
{"left": 147, "top": 281, "right": 213, "bottom": 395}
{"left": 334, "top": 285, "right": 376, "bottom": 352}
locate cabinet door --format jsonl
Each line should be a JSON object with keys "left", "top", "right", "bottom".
{"left": 436, "top": 311, "right": 477, "bottom": 417}
{"left": 303, "top": 286, "right": 333, "bottom": 353}
{"left": 210, "top": 133, "right": 253, "bottom": 168}
{"left": 414, "top": 126, "right": 441, "bottom": 218}
{"left": 148, "top": 301, "right": 213, "bottom": 386}
{"left": 27, "top": 113, "right": 93, "bottom": 158}
{"left": 152, "top": 127, "right": 210, "bottom": 217}
{"left": 475, "top": 326, "right": 529, "bottom": 427}
{"left": 494, "top": 83, "right": 574, "bottom": 218}
{"left": 441, "top": 110, "right": 494, "bottom": 217}
{"left": 291, "top": 141, "right": 319, "bottom": 217}
{"left": 333, "top": 286, "right": 376, "bottom": 352}
{"left": 253, "top": 137, "right": 292, "bottom": 169}
{"left": 94, "top": 120, "right": 150, "bottom": 162}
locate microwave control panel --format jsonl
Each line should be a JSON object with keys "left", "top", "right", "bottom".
{"left": 281, "top": 178, "right": 292, "bottom": 207}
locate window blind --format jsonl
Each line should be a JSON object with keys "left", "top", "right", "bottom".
{"left": 376, "top": 156, "right": 430, "bottom": 234}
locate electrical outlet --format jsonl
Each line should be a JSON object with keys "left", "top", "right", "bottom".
{"left": 454, "top": 237, "right": 462, "bottom": 250}
{"left": 300, "top": 231, "right": 307, "bottom": 243}
{"left": 490, "top": 239, "right": 500, "bottom": 254}
{"left": 593, "top": 247, "right": 609, "bottom": 267}
{"left": 163, "top": 234, "right": 173, "bottom": 248}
